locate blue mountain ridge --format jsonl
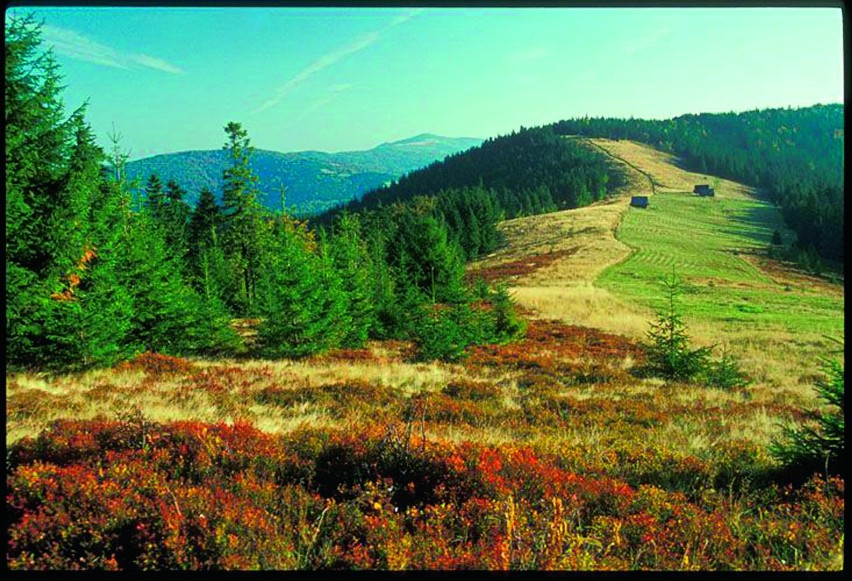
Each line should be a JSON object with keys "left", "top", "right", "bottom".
{"left": 125, "top": 134, "right": 482, "bottom": 216}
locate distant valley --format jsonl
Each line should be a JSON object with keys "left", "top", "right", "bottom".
{"left": 125, "top": 133, "right": 483, "bottom": 215}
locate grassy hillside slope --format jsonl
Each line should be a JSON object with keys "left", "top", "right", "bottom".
{"left": 552, "top": 105, "right": 845, "bottom": 262}
{"left": 471, "top": 137, "right": 843, "bottom": 392}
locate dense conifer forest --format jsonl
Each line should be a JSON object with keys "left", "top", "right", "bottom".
{"left": 5, "top": 15, "right": 526, "bottom": 371}
{"left": 551, "top": 106, "right": 844, "bottom": 264}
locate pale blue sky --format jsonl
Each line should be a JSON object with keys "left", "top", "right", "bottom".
{"left": 6, "top": 5, "right": 845, "bottom": 160}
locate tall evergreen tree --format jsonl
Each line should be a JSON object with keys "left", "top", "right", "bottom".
{"left": 5, "top": 14, "right": 92, "bottom": 369}
{"left": 57, "top": 115, "right": 135, "bottom": 368}
{"left": 187, "top": 188, "right": 231, "bottom": 304}
{"left": 360, "top": 222, "right": 402, "bottom": 339}
{"left": 220, "top": 121, "right": 267, "bottom": 314}
{"left": 387, "top": 207, "right": 466, "bottom": 304}
{"left": 189, "top": 188, "right": 222, "bottom": 250}
{"left": 113, "top": 211, "right": 238, "bottom": 355}
{"left": 161, "top": 178, "right": 191, "bottom": 259}
{"left": 5, "top": 14, "right": 73, "bottom": 275}
{"left": 103, "top": 124, "right": 238, "bottom": 357}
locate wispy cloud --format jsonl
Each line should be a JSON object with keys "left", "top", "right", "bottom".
{"left": 253, "top": 9, "right": 423, "bottom": 114}
{"left": 389, "top": 10, "right": 422, "bottom": 27}
{"left": 127, "top": 53, "right": 183, "bottom": 75}
{"left": 506, "top": 46, "right": 552, "bottom": 65}
{"left": 41, "top": 24, "right": 183, "bottom": 74}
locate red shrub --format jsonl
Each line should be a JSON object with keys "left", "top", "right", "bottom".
{"left": 468, "top": 249, "right": 578, "bottom": 284}
{"left": 469, "top": 319, "right": 643, "bottom": 374}
{"left": 6, "top": 420, "right": 845, "bottom": 571}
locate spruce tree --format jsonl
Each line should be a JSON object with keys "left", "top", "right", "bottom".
{"left": 6, "top": 15, "right": 238, "bottom": 368}
{"left": 771, "top": 357, "right": 845, "bottom": 478}
{"left": 771, "top": 229, "right": 783, "bottom": 246}
{"left": 162, "top": 179, "right": 191, "bottom": 261}
{"left": 487, "top": 283, "right": 527, "bottom": 344}
{"left": 326, "top": 213, "right": 375, "bottom": 347}
{"left": 363, "top": 225, "right": 402, "bottom": 339}
{"left": 315, "top": 237, "right": 350, "bottom": 350}
{"left": 144, "top": 174, "right": 165, "bottom": 221}
{"left": 187, "top": 188, "right": 231, "bottom": 304}
{"left": 255, "top": 217, "right": 345, "bottom": 358}
{"left": 115, "top": 211, "right": 238, "bottom": 355}
{"left": 105, "top": 128, "right": 238, "bottom": 357}
{"left": 643, "top": 271, "right": 712, "bottom": 381}
{"left": 5, "top": 15, "right": 99, "bottom": 369}
{"left": 220, "top": 122, "right": 267, "bottom": 315}
{"left": 5, "top": 15, "right": 58, "bottom": 353}
{"left": 59, "top": 115, "right": 135, "bottom": 368}
{"left": 5, "top": 14, "right": 72, "bottom": 276}
{"left": 387, "top": 208, "right": 466, "bottom": 305}
{"left": 189, "top": 188, "right": 222, "bottom": 250}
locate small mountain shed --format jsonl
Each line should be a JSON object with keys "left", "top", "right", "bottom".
{"left": 694, "top": 184, "right": 715, "bottom": 196}
{"left": 630, "top": 196, "right": 649, "bottom": 208}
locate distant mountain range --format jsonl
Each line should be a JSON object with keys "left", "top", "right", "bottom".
{"left": 125, "top": 134, "right": 483, "bottom": 215}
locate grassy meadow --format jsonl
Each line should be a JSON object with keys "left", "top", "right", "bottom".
{"left": 600, "top": 190, "right": 843, "bottom": 386}
{"left": 5, "top": 139, "right": 844, "bottom": 571}
{"left": 599, "top": 175, "right": 842, "bottom": 335}
{"left": 591, "top": 140, "right": 843, "bottom": 395}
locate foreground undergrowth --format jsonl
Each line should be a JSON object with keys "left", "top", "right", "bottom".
{"left": 6, "top": 418, "right": 843, "bottom": 570}
{"left": 6, "top": 329, "right": 845, "bottom": 570}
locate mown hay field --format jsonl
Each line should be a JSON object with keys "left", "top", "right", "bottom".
{"left": 588, "top": 140, "right": 843, "bottom": 397}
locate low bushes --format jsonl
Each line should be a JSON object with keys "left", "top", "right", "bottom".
{"left": 7, "top": 419, "right": 844, "bottom": 570}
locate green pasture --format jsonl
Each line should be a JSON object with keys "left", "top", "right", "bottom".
{"left": 598, "top": 192, "right": 844, "bottom": 341}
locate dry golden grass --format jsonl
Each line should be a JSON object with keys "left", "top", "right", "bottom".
{"left": 587, "top": 137, "right": 758, "bottom": 199}
{"left": 6, "top": 335, "right": 808, "bottom": 459}
{"left": 509, "top": 284, "right": 652, "bottom": 339}
{"left": 467, "top": 163, "right": 648, "bottom": 336}
{"left": 5, "top": 348, "right": 493, "bottom": 446}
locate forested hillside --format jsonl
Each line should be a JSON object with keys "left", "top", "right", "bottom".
{"left": 125, "top": 134, "right": 482, "bottom": 216}
{"left": 551, "top": 105, "right": 844, "bottom": 263}
{"left": 319, "top": 126, "right": 626, "bottom": 260}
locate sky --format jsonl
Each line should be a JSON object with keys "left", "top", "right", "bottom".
{"left": 5, "top": 5, "right": 845, "bottom": 160}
